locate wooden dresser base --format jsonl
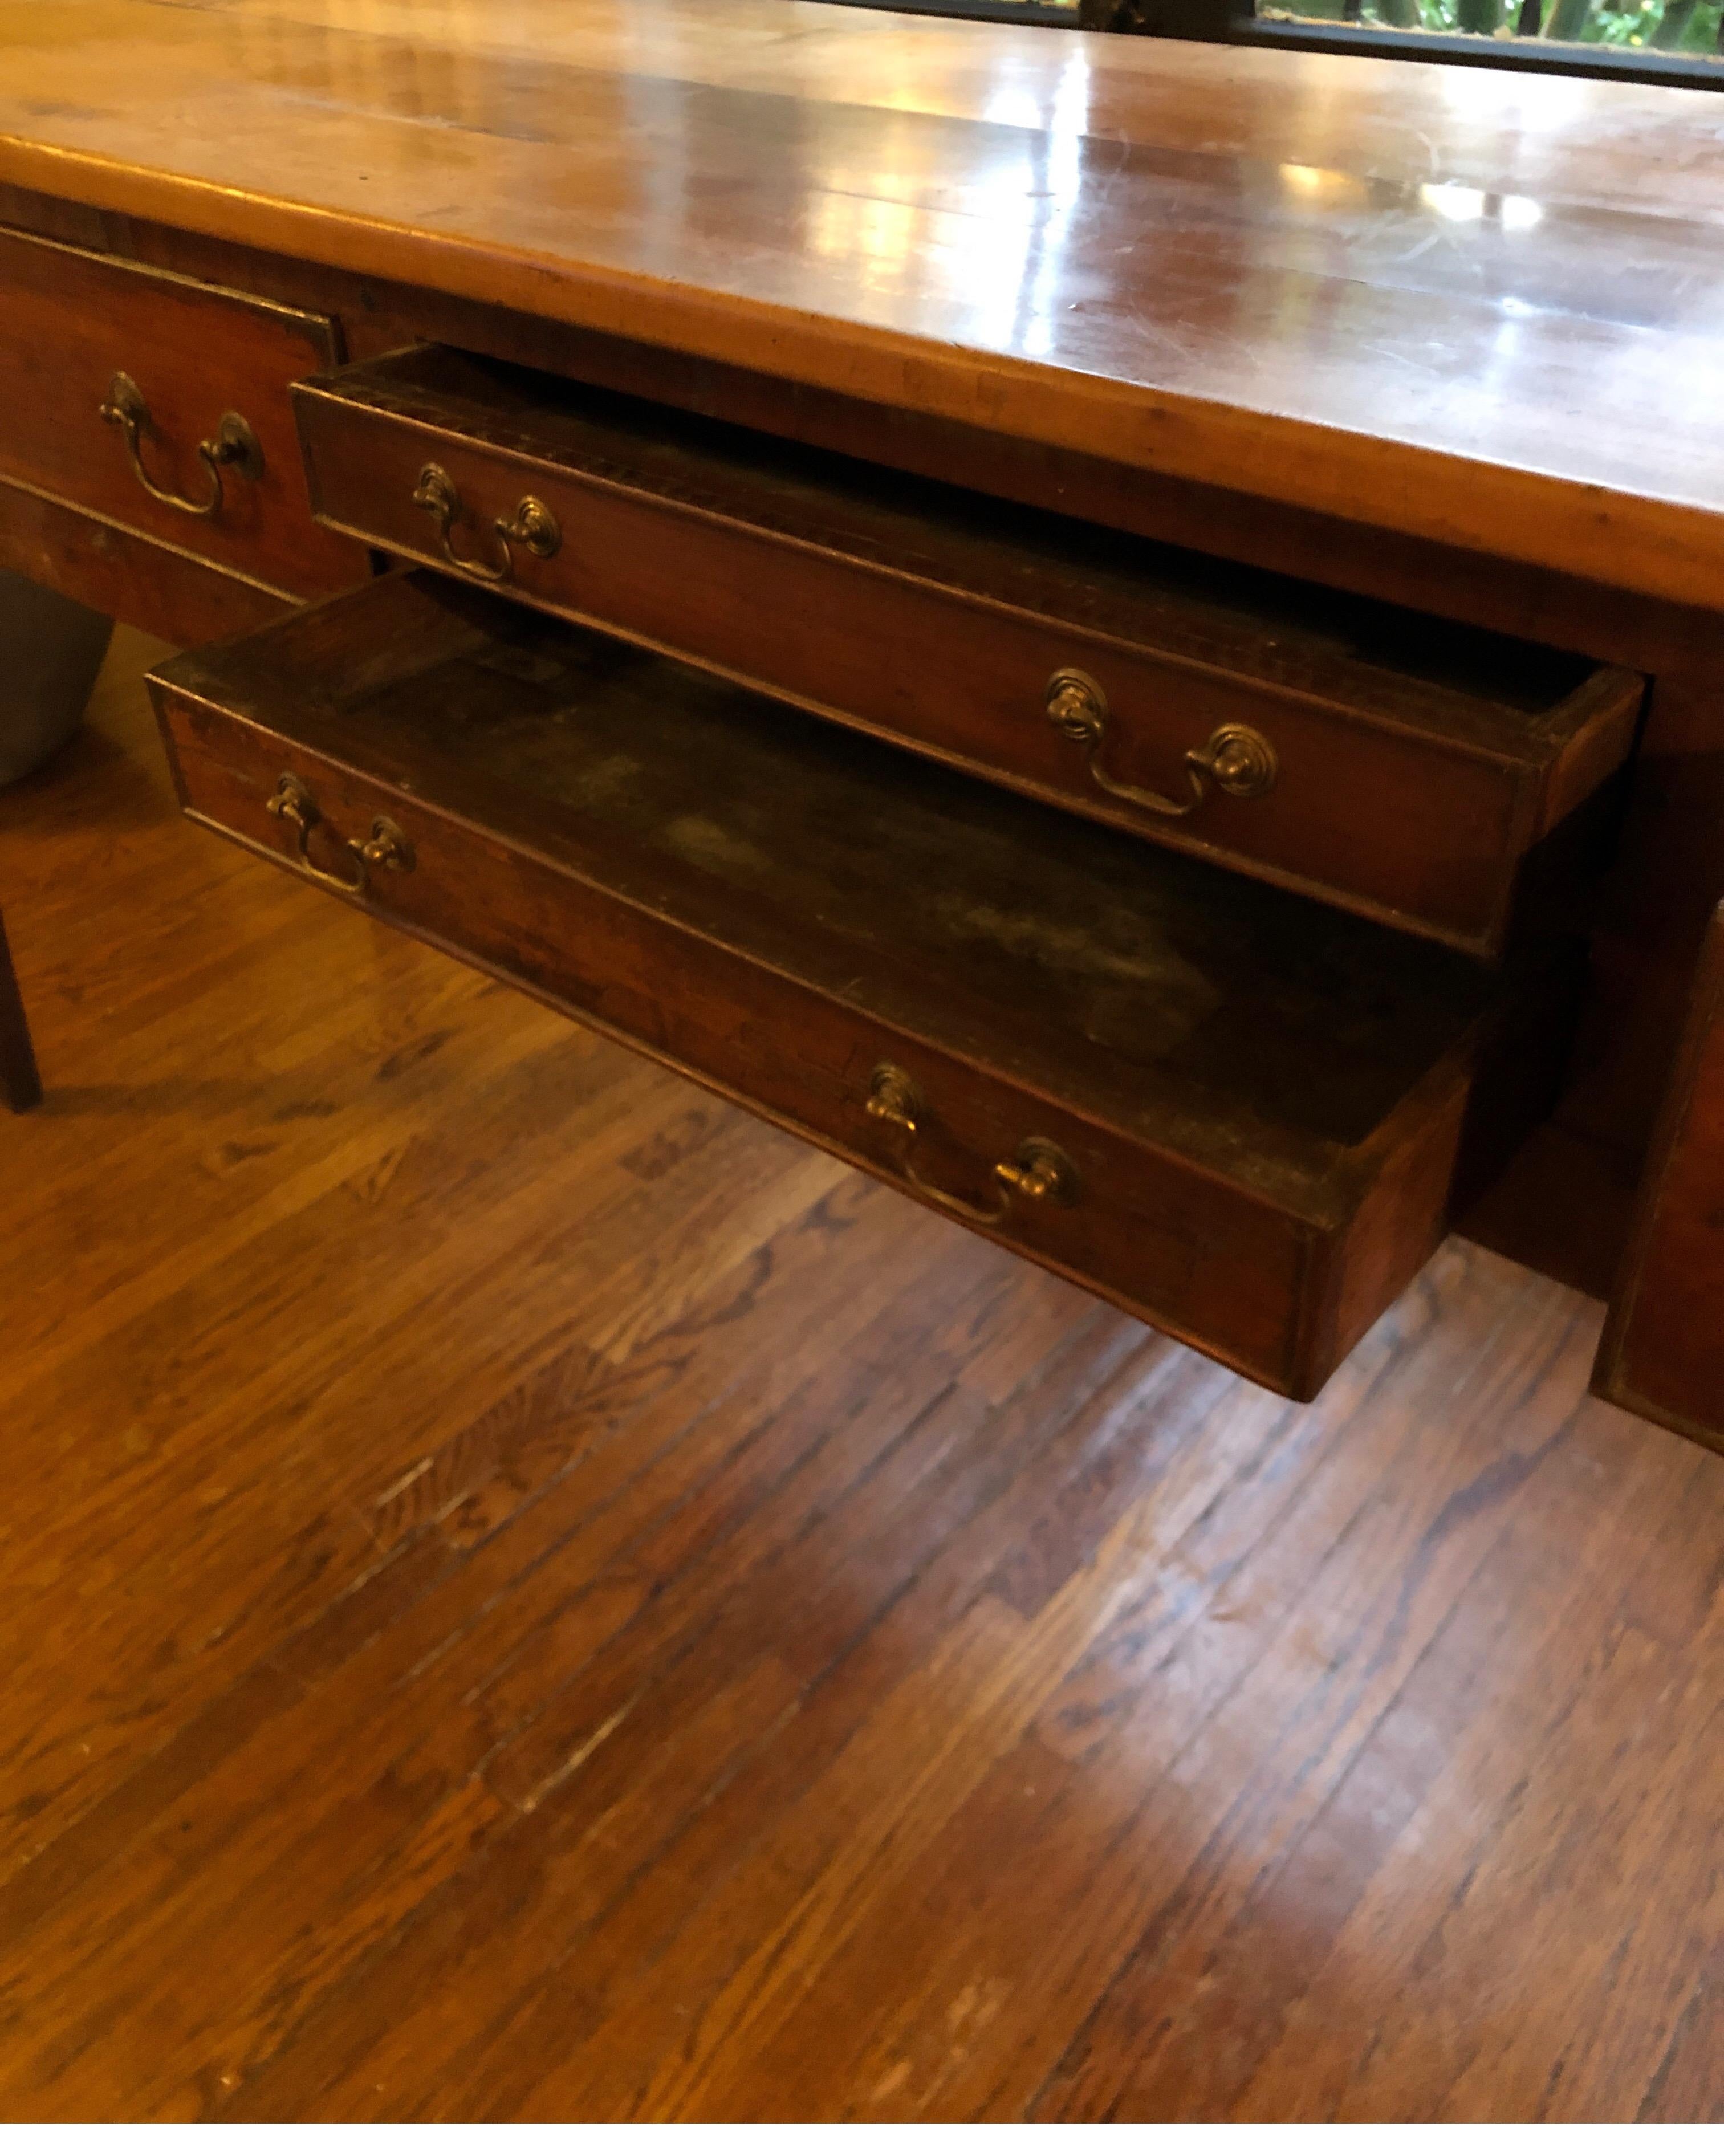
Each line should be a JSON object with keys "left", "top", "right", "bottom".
{"left": 0, "top": 162, "right": 1718, "bottom": 1437}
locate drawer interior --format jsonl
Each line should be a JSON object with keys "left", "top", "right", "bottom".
{"left": 294, "top": 345, "right": 1642, "bottom": 957}
{"left": 156, "top": 573, "right": 1542, "bottom": 1223}
{"left": 298, "top": 344, "right": 1620, "bottom": 751}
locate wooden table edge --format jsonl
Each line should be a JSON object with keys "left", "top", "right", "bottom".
{"left": 2, "top": 133, "right": 1721, "bottom": 620}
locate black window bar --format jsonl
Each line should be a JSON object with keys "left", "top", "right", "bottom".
{"left": 822, "top": 0, "right": 1724, "bottom": 86}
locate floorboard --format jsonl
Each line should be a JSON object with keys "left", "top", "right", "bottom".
{"left": 0, "top": 632, "right": 1718, "bottom": 2123}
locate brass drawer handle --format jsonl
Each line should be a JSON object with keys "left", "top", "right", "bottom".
{"left": 99, "top": 372, "right": 263, "bottom": 519}
{"left": 865, "top": 1063, "right": 1078, "bottom": 1227}
{"left": 266, "top": 774, "right": 414, "bottom": 895}
{"left": 413, "top": 461, "right": 561, "bottom": 583}
{"left": 1046, "top": 668, "right": 1277, "bottom": 821}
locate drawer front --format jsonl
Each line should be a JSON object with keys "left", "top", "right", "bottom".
{"left": 0, "top": 475, "right": 304, "bottom": 648}
{"left": 149, "top": 576, "right": 1567, "bottom": 1401}
{"left": 0, "top": 226, "right": 364, "bottom": 596}
{"left": 295, "top": 353, "right": 1642, "bottom": 955}
{"left": 157, "top": 694, "right": 1314, "bottom": 1390}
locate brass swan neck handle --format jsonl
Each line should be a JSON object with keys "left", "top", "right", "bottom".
{"left": 865, "top": 1063, "right": 1079, "bottom": 1227}
{"left": 266, "top": 774, "right": 414, "bottom": 897}
{"left": 100, "top": 372, "right": 263, "bottom": 519}
{"left": 412, "top": 462, "right": 561, "bottom": 584}
{"left": 1046, "top": 668, "right": 1278, "bottom": 821}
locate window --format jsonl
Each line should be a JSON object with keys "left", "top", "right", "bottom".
{"left": 830, "top": 0, "right": 1724, "bottom": 83}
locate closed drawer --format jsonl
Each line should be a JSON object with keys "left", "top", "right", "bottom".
{"left": 0, "top": 225, "right": 364, "bottom": 597}
{"left": 294, "top": 345, "right": 1643, "bottom": 956}
{"left": 149, "top": 572, "right": 1576, "bottom": 1400}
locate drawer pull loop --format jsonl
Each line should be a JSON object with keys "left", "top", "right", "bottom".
{"left": 99, "top": 372, "right": 263, "bottom": 519}
{"left": 1046, "top": 668, "right": 1278, "bottom": 820}
{"left": 266, "top": 774, "right": 414, "bottom": 896}
{"left": 413, "top": 462, "right": 561, "bottom": 583}
{"left": 866, "top": 1063, "right": 1078, "bottom": 1226}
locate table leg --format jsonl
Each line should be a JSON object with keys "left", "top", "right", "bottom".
{"left": 0, "top": 906, "right": 41, "bottom": 1113}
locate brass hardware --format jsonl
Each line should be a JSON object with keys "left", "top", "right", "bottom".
{"left": 1045, "top": 668, "right": 1278, "bottom": 820}
{"left": 412, "top": 462, "right": 561, "bottom": 583}
{"left": 99, "top": 372, "right": 263, "bottom": 519}
{"left": 266, "top": 774, "right": 414, "bottom": 896}
{"left": 865, "top": 1063, "right": 1078, "bottom": 1226}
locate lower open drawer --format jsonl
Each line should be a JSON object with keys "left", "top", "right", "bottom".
{"left": 148, "top": 573, "right": 1575, "bottom": 1400}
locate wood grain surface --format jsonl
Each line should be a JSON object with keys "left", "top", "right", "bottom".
{"left": 2, "top": 2, "right": 1723, "bottom": 609}
{"left": 0, "top": 633, "right": 1719, "bottom": 2121}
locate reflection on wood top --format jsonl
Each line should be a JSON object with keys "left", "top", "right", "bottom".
{"left": 1, "top": 0, "right": 1722, "bottom": 607}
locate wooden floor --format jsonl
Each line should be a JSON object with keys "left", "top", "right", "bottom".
{"left": 1, "top": 631, "right": 1720, "bottom": 2124}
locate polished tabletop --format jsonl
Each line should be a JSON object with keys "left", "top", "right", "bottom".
{"left": 1, "top": 0, "right": 1722, "bottom": 608}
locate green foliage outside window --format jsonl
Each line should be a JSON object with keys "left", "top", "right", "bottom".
{"left": 871, "top": 0, "right": 1724, "bottom": 58}
{"left": 1282, "top": 0, "right": 1723, "bottom": 46}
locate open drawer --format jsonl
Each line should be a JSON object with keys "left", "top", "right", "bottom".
{"left": 148, "top": 573, "right": 1579, "bottom": 1400}
{"left": 293, "top": 345, "right": 1643, "bottom": 956}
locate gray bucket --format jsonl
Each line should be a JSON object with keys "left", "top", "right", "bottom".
{"left": 0, "top": 569, "right": 114, "bottom": 788}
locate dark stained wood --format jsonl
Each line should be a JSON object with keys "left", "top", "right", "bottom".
{"left": 0, "top": 223, "right": 364, "bottom": 597}
{"left": 1593, "top": 903, "right": 1724, "bottom": 1452}
{"left": 1, "top": 3, "right": 1723, "bottom": 615}
{"left": 1, "top": 630, "right": 1721, "bottom": 2122}
{"left": 1560, "top": 673, "right": 1724, "bottom": 1149}
{"left": 295, "top": 346, "right": 1643, "bottom": 956}
{"left": 1455, "top": 1121, "right": 1641, "bottom": 1306}
{"left": 148, "top": 573, "right": 1579, "bottom": 1401}
{"left": 0, "top": 905, "right": 41, "bottom": 1111}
